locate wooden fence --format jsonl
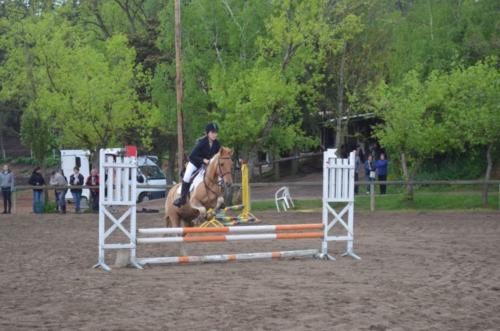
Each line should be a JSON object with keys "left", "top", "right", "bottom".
{"left": 8, "top": 179, "right": 500, "bottom": 214}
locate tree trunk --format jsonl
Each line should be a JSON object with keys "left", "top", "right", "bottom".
{"left": 92, "top": 147, "right": 100, "bottom": 170}
{"left": 166, "top": 146, "right": 176, "bottom": 185}
{"left": 0, "top": 129, "right": 5, "bottom": 160}
{"left": 273, "top": 154, "right": 280, "bottom": 181}
{"left": 400, "top": 152, "right": 413, "bottom": 200}
{"left": 482, "top": 144, "right": 493, "bottom": 208}
{"left": 247, "top": 149, "right": 258, "bottom": 180}
{"left": 334, "top": 43, "right": 347, "bottom": 150}
{"left": 174, "top": 0, "right": 185, "bottom": 174}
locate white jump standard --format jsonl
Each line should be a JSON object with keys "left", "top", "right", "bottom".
{"left": 94, "top": 148, "right": 360, "bottom": 270}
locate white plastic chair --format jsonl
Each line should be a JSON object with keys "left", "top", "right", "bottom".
{"left": 275, "top": 186, "right": 295, "bottom": 212}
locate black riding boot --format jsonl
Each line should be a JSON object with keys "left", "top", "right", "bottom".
{"left": 173, "top": 181, "right": 191, "bottom": 207}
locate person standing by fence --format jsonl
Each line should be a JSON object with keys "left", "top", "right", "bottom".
{"left": 376, "top": 153, "right": 389, "bottom": 195}
{"left": 1, "top": 164, "right": 15, "bottom": 214}
{"left": 364, "top": 154, "right": 376, "bottom": 194}
{"left": 69, "top": 167, "right": 84, "bottom": 213}
{"left": 29, "top": 166, "right": 45, "bottom": 213}
{"left": 86, "top": 168, "right": 99, "bottom": 212}
{"left": 50, "top": 169, "right": 67, "bottom": 213}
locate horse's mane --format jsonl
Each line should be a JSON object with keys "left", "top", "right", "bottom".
{"left": 205, "top": 150, "right": 221, "bottom": 180}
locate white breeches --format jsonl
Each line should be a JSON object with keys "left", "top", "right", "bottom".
{"left": 183, "top": 162, "right": 198, "bottom": 183}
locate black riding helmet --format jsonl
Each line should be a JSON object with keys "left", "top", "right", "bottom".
{"left": 205, "top": 122, "right": 219, "bottom": 134}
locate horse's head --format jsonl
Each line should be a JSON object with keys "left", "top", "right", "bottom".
{"left": 212, "top": 147, "right": 234, "bottom": 188}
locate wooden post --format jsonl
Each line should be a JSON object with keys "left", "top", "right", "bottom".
{"left": 241, "top": 162, "right": 250, "bottom": 216}
{"left": 174, "top": 0, "right": 185, "bottom": 174}
{"left": 12, "top": 189, "right": 17, "bottom": 214}
{"left": 370, "top": 181, "right": 375, "bottom": 212}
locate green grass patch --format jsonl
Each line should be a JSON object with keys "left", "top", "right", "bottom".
{"left": 251, "top": 192, "right": 499, "bottom": 211}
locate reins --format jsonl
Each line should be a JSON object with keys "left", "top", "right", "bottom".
{"left": 203, "top": 156, "right": 232, "bottom": 198}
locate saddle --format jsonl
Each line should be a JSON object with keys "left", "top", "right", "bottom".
{"left": 176, "top": 166, "right": 206, "bottom": 195}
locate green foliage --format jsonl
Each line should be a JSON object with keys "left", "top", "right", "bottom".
{"left": 20, "top": 109, "right": 54, "bottom": 165}
{"left": 417, "top": 152, "right": 486, "bottom": 181}
{"left": 442, "top": 59, "right": 500, "bottom": 148}
{"left": 371, "top": 70, "right": 454, "bottom": 175}
{"left": 0, "top": 12, "right": 155, "bottom": 158}
{"left": 0, "top": 0, "right": 498, "bottom": 179}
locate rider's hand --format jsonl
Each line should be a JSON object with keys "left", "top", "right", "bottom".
{"left": 203, "top": 159, "right": 210, "bottom": 165}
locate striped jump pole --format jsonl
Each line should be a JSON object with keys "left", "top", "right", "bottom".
{"left": 138, "top": 223, "right": 324, "bottom": 235}
{"left": 137, "top": 232, "right": 323, "bottom": 244}
{"left": 136, "top": 249, "right": 320, "bottom": 265}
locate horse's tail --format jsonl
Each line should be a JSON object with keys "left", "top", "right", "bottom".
{"left": 164, "top": 184, "right": 179, "bottom": 228}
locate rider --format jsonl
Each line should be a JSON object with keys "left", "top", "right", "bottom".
{"left": 173, "top": 123, "right": 221, "bottom": 207}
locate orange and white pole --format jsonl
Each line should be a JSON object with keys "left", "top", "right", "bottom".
{"left": 138, "top": 223, "right": 323, "bottom": 235}
{"left": 137, "top": 249, "right": 320, "bottom": 265}
{"left": 137, "top": 232, "right": 323, "bottom": 244}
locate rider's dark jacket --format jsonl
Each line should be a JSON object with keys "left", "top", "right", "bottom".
{"left": 189, "top": 136, "right": 221, "bottom": 168}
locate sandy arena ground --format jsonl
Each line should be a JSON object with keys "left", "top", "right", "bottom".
{"left": 0, "top": 210, "right": 499, "bottom": 330}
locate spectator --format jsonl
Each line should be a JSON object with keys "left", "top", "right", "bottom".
{"left": 364, "top": 154, "right": 376, "bottom": 194}
{"left": 69, "top": 167, "right": 84, "bottom": 213}
{"left": 50, "top": 169, "right": 67, "bottom": 214}
{"left": 86, "top": 168, "right": 99, "bottom": 212}
{"left": 354, "top": 148, "right": 361, "bottom": 194}
{"left": 376, "top": 153, "right": 389, "bottom": 195}
{"left": 29, "top": 166, "right": 45, "bottom": 213}
{"left": 1, "top": 164, "right": 15, "bottom": 214}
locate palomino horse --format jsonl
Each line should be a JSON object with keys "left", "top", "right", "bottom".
{"left": 164, "top": 147, "right": 234, "bottom": 228}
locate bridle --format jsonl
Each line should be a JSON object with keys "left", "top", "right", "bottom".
{"left": 203, "top": 156, "right": 232, "bottom": 197}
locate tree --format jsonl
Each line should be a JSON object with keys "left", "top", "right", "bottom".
{"left": 442, "top": 60, "right": 500, "bottom": 206}
{"left": 210, "top": 0, "right": 363, "bottom": 166}
{"left": 371, "top": 70, "right": 454, "bottom": 200}
{"left": 153, "top": 0, "right": 275, "bottom": 172}
{"left": 0, "top": 14, "right": 155, "bottom": 163}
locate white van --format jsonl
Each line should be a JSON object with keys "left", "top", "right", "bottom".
{"left": 61, "top": 149, "right": 166, "bottom": 204}
{"left": 61, "top": 150, "right": 91, "bottom": 206}
{"left": 136, "top": 156, "right": 167, "bottom": 202}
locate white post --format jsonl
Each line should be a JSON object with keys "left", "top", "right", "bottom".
{"left": 321, "top": 149, "right": 336, "bottom": 260}
{"left": 94, "top": 149, "right": 110, "bottom": 271}
{"left": 342, "top": 151, "right": 360, "bottom": 260}
{"left": 129, "top": 158, "right": 141, "bottom": 269}
{"left": 321, "top": 149, "right": 360, "bottom": 261}
{"left": 93, "top": 148, "right": 141, "bottom": 271}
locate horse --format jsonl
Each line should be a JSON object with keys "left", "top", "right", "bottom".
{"left": 164, "top": 147, "right": 234, "bottom": 228}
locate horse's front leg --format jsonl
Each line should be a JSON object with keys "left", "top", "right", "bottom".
{"left": 215, "top": 196, "right": 225, "bottom": 210}
{"left": 190, "top": 199, "right": 207, "bottom": 226}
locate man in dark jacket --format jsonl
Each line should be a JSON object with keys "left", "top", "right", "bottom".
{"left": 173, "top": 123, "right": 221, "bottom": 207}
{"left": 69, "top": 167, "right": 85, "bottom": 213}
{"left": 29, "top": 166, "right": 45, "bottom": 213}
{"left": 376, "top": 153, "right": 389, "bottom": 194}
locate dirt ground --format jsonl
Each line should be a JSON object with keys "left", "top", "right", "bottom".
{"left": 0, "top": 210, "right": 499, "bottom": 330}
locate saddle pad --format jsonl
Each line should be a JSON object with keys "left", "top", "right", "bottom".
{"left": 176, "top": 168, "right": 205, "bottom": 194}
